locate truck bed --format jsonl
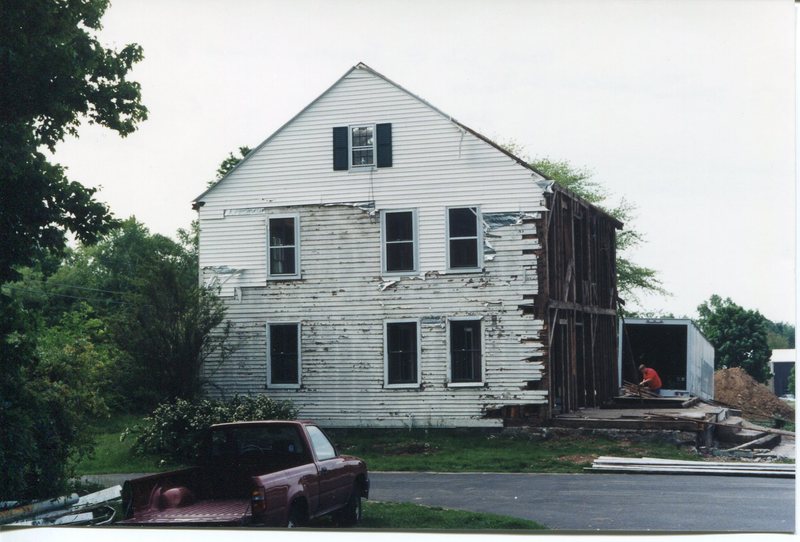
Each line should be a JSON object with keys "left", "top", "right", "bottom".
{"left": 118, "top": 498, "right": 251, "bottom": 525}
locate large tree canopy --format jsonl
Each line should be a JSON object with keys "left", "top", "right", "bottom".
{"left": 522, "top": 154, "right": 667, "bottom": 304}
{"left": 0, "top": 0, "right": 147, "bottom": 282}
{"left": 696, "top": 295, "right": 772, "bottom": 383}
{"left": 0, "top": 0, "right": 146, "bottom": 499}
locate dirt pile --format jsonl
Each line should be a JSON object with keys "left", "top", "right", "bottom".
{"left": 714, "top": 367, "right": 794, "bottom": 420}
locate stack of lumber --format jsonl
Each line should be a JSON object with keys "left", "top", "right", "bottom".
{"left": 621, "top": 381, "right": 660, "bottom": 398}
{"left": 586, "top": 456, "right": 795, "bottom": 478}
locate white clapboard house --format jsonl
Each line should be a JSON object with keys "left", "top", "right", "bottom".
{"left": 193, "top": 63, "right": 622, "bottom": 427}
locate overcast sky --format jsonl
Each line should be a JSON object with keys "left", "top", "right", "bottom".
{"left": 52, "top": 0, "right": 796, "bottom": 324}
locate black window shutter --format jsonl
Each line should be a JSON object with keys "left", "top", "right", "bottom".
{"left": 333, "top": 126, "right": 348, "bottom": 170}
{"left": 376, "top": 123, "right": 392, "bottom": 168}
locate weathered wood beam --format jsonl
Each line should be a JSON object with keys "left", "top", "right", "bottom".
{"left": 547, "top": 300, "right": 616, "bottom": 316}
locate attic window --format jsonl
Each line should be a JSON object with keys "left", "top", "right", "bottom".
{"left": 333, "top": 124, "right": 392, "bottom": 170}
{"left": 351, "top": 125, "right": 374, "bottom": 167}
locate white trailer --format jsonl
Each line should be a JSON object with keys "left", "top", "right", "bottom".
{"left": 618, "top": 318, "right": 715, "bottom": 400}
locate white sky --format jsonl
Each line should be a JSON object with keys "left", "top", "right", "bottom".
{"left": 53, "top": 0, "right": 796, "bottom": 324}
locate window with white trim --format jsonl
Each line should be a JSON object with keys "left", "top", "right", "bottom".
{"left": 350, "top": 125, "right": 374, "bottom": 167}
{"left": 382, "top": 210, "right": 417, "bottom": 273}
{"left": 449, "top": 319, "right": 482, "bottom": 384}
{"left": 333, "top": 124, "right": 392, "bottom": 170}
{"left": 385, "top": 320, "right": 419, "bottom": 386}
{"left": 447, "top": 207, "right": 481, "bottom": 270}
{"left": 268, "top": 215, "right": 299, "bottom": 278}
{"left": 268, "top": 323, "right": 300, "bottom": 387}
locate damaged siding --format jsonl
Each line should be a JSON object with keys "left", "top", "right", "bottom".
{"left": 202, "top": 204, "right": 546, "bottom": 427}
{"left": 196, "top": 64, "right": 555, "bottom": 427}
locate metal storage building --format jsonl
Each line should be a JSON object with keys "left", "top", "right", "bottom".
{"left": 618, "top": 318, "right": 714, "bottom": 400}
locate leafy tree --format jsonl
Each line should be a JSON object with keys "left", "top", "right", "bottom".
{"left": 0, "top": 302, "right": 117, "bottom": 500}
{"left": 0, "top": 0, "right": 147, "bottom": 282}
{"left": 31, "top": 219, "right": 234, "bottom": 410}
{"left": 696, "top": 295, "right": 772, "bottom": 383}
{"left": 789, "top": 366, "right": 795, "bottom": 396}
{"left": 503, "top": 148, "right": 667, "bottom": 304}
{"left": 765, "top": 320, "right": 795, "bottom": 350}
{"left": 0, "top": 0, "right": 145, "bottom": 500}
{"left": 110, "top": 225, "right": 233, "bottom": 407}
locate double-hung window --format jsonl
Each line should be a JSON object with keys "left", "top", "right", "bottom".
{"left": 382, "top": 210, "right": 417, "bottom": 274}
{"left": 268, "top": 323, "right": 300, "bottom": 388}
{"left": 333, "top": 123, "right": 392, "bottom": 170}
{"left": 447, "top": 207, "right": 481, "bottom": 271}
{"left": 268, "top": 215, "right": 300, "bottom": 279}
{"left": 350, "top": 125, "right": 375, "bottom": 167}
{"left": 449, "top": 319, "right": 482, "bottom": 385}
{"left": 385, "top": 320, "right": 419, "bottom": 387}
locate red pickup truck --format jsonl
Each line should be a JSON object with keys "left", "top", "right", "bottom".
{"left": 120, "top": 420, "right": 369, "bottom": 527}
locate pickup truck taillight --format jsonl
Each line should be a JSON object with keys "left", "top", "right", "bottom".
{"left": 251, "top": 488, "right": 266, "bottom": 514}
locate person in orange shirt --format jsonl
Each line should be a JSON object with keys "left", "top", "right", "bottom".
{"left": 638, "top": 364, "right": 662, "bottom": 395}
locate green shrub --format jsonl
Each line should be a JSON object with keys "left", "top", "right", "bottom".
{"left": 122, "top": 395, "right": 297, "bottom": 463}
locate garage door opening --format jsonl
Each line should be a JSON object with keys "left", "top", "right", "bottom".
{"left": 619, "top": 318, "right": 714, "bottom": 399}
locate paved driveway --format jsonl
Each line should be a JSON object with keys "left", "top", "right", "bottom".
{"left": 369, "top": 471, "right": 795, "bottom": 533}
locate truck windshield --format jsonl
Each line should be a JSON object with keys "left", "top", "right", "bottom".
{"left": 209, "top": 425, "right": 307, "bottom": 464}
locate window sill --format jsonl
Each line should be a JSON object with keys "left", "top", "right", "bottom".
{"left": 446, "top": 381, "right": 484, "bottom": 388}
{"left": 384, "top": 383, "right": 421, "bottom": 390}
{"left": 381, "top": 270, "right": 419, "bottom": 278}
{"left": 267, "top": 384, "right": 301, "bottom": 390}
{"left": 267, "top": 275, "right": 302, "bottom": 281}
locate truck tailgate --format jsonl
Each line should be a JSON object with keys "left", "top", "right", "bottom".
{"left": 118, "top": 498, "right": 251, "bottom": 525}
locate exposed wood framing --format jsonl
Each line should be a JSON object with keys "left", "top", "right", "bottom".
{"left": 535, "top": 184, "right": 622, "bottom": 420}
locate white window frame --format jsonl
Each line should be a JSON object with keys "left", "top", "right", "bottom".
{"left": 349, "top": 124, "right": 376, "bottom": 169}
{"left": 380, "top": 209, "right": 419, "bottom": 275}
{"left": 267, "top": 321, "right": 301, "bottom": 389}
{"left": 384, "top": 319, "right": 421, "bottom": 388}
{"left": 446, "top": 316, "right": 485, "bottom": 387}
{"left": 267, "top": 213, "right": 301, "bottom": 280}
{"left": 446, "top": 206, "right": 483, "bottom": 273}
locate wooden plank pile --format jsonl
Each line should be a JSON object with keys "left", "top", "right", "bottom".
{"left": 586, "top": 456, "right": 795, "bottom": 478}
{"left": 621, "top": 381, "right": 660, "bottom": 398}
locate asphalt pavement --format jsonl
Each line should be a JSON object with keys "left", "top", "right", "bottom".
{"left": 368, "top": 471, "right": 796, "bottom": 533}
{"left": 85, "top": 470, "right": 795, "bottom": 533}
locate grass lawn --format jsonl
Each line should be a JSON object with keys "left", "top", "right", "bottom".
{"left": 304, "top": 501, "right": 546, "bottom": 530}
{"left": 75, "top": 414, "right": 183, "bottom": 475}
{"left": 76, "top": 413, "right": 698, "bottom": 476}
{"left": 328, "top": 428, "right": 698, "bottom": 473}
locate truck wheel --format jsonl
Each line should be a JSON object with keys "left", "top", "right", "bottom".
{"left": 336, "top": 485, "right": 362, "bottom": 527}
{"left": 286, "top": 502, "right": 306, "bottom": 528}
